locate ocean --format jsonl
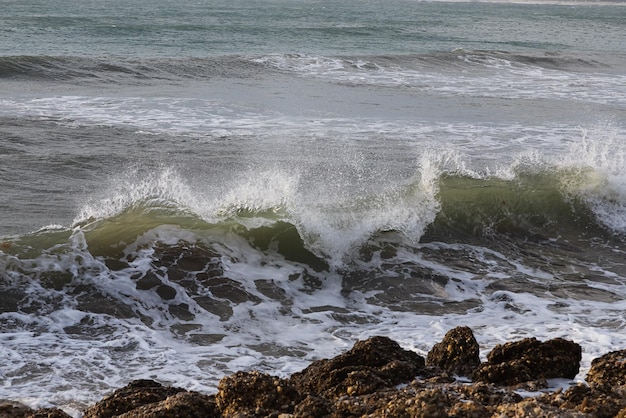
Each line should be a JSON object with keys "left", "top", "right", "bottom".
{"left": 1, "top": 0, "right": 625, "bottom": 414}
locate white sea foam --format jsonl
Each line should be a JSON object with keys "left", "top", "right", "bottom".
{"left": 1, "top": 1, "right": 625, "bottom": 413}
{"left": 255, "top": 53, "right": 626, "bottom": 106}
{"left": 557, "top": 125, "right": 626, "bottom": 234}
{"left": 2, "top": 220, "right": 626, "bottom": 414}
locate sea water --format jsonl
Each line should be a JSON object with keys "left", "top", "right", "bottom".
{"left": 0, "top": 0, "right": 625, "bottom": 415}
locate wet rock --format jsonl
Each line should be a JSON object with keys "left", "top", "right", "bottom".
{"left": 135, "top": 272, "right": 162, "bottom": 290}
{"left": 330, "top": 389, "right": 408, "bottom": 417}
{"left": 447, "top": 399, "right": 492, "bottom": 418}
{"left": 290, "top": 336, "right": 425, "bottom": 399}
{"left": 15, "top": 327, "right": 626, "bottom": 418}
{"left": 0, "top": 401, "right": 71, "bottom": 418}
{"left": 291, "top": 395, "right": 330, "bottom": 418}
{"left": 380, "top": 388, "right": 450, "bottom": 418}
{"left": 29, "top": 409, "right": 73, "bottom": 418}
{"left": 192, "top": 295, "right": 233, "bottom": 321}
{"left": 495, "top": 397, "right": 590, "bottom": 417}
{"left": 329, "top": 389, "right": 419, "bottom": 418}
{"left": 83, "top": 380, "right": 185, "bottom": 418}
{"left": 115, "top": 392, "right": 218, "bottom": 418}
{"left": 328, "top": 379, "right": 518, "bottom": 418}
{"left": 155, "top": 284, "right": 177, "bottom": 300}
{"left": 473, "top": 337, "right": 581, "bottom": 385}
{"left": 0, "top": 401, "right": 34, "bottom": 418}
{"left": 543, "top": 382, "right": 626, "bottom": 418}
{"left": 215, "top": 371, "right": 300, "bottom": 417}
{"left": 448, "top": 381, "right": 522, "bottom": 407}
{"left": 426, "top": 326, "right": 481, "bottom": 377}
{"left": 586, "top": 349, "right": 626, "bottom": 392}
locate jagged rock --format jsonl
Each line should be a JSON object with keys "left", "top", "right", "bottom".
{"left": 426, "top": 326, "right": 480, "bottom": 377}
{"left": 0, "top": 402, "right": 35, "bottom": 418}
{"left": 379, "top": 388, "right": 451, "bottom": 418}
{"left": 115, "top": 392, "right": 218, "bottom": 418}
{"left": 82, "top": 380, "right": 186, "bottom": 418}
{"left": 448, "top": 381, "right": 522, "bottom": 407}
{"left": 542, "top": 383, "right": 626, "bottom": 418}
{"left": 447, "top": 399, "right": 491, "bottom": 418}
{"left": 474, "top": 361, "right": 535, "bottom": 387}
{"left": 11, "top": 328, "right": 626, "bottom": 418}
{"left": 328, "top": 379, "right": 518, "bottom": 418}
{"left": 291, "top": 395, "right": 330, "bottom": 418}
{"left": 586, "top": 349, "right": 626, "bottom": 392}
{"left": 215, "top": 371, "right": 300, "bottom": 417}
{"left": 290, "top": 336, "right": 425, "bottom": 400}
{"left": 495, "top": 397, "right": 591, "bottom": 417}
{"left": 473, "top": 337, "right": 581, "bottom": 385}
{"left": 334, "top": 387, "right": 451, "bottom": 418}
{"left": 0, "top": 401, "right": 71, "bottom": 418}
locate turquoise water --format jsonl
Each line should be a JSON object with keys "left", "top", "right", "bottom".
{"left": 2, "top": 0, "right": 625, "bottom": 56}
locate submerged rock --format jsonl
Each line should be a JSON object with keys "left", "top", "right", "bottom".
{"left": 474, "top": 337, "right": 582, "bottom": 385}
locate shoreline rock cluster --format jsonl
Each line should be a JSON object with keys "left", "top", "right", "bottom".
{"left": 2, "top": 326, "right": 625, "bottom": 417}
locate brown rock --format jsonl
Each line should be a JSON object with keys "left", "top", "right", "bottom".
{"left": 473, "top": 337, "right": 581, "bottom": 385}
{"left": 544, "top": 382, "right": 626, "bottom": 418}
{"left": 426, "top": 326, "right": 481, "bottom": 377}
{"left": 495, "top": 397, "right": 590, "bottom": 417}
{"left": 0, "top": 402, "right": 35, "bottom": 418}
{"left": 27, "top": 410, "right": 73, "bottom": 418}
{"left": 82, "top": 380, "right": 185, "bottom": 418}
{"left": 473, "top": 360, "right": 534, "bottom": 387}
{"left": 450, "top": 381, "right": 522, "bottom": 407}
{"left": 447, "top": 399, "right": 491, "bottom": 418}
{"left": 215, "top": 371, "right": 300, "bottom": 417}
{"left": 0, "top": 401, "right": 71, "bottom": 418}
{"left": 290, "top": 336, "right": 425, "bottom": 399}
{"left": 115, "top": 392, "right": 218, "bottom": 418}
{"left": 329, "top": 388, "right": 413, "bottom": 418}
{"left": 393, "top": 388, "right": 451, "bottom": 418}
{"left": 20, "top": 329, "right": 626, "bottom": 418}
{"left": 586, "top": 349, "right": 626, "bottom": 392}
{"left": 292, "top": 395, "right": 330, "bottom": 418}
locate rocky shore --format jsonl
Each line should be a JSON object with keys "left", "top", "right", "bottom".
{"left": 2, "top": 327, "right": 625, "bottom": 417}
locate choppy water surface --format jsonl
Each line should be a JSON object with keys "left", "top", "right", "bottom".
{"left": 1, "top": 0, "right": 625, "bottom": 414}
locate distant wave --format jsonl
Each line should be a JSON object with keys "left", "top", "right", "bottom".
{"left": 255, "top": 51, "right": 626, "bottom": 105}
{"left": 0, "top": 51, "right": 615, "bottom": 83}
{"left": 0, "top": 55, "right": 266, "bottom": 83}
{"left": 256, "top": 50, "right": 612, "bottom": 75}
{"left": 426, "top": 0, "right": 626, "bottom": 5}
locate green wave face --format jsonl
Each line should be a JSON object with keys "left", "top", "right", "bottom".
{"left": 1, "top": 154, "right": 621, "bottom": 274}
{"left": 427, "top": 169, "right": 604, "bottom": 244}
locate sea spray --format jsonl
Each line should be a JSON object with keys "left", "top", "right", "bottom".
{"left": 559, "top": 126, "right": 626, "bottom": 235}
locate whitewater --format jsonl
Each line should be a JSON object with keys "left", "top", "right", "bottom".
{"left": 0, "top": 0, "right": 625, "bottom": 415}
